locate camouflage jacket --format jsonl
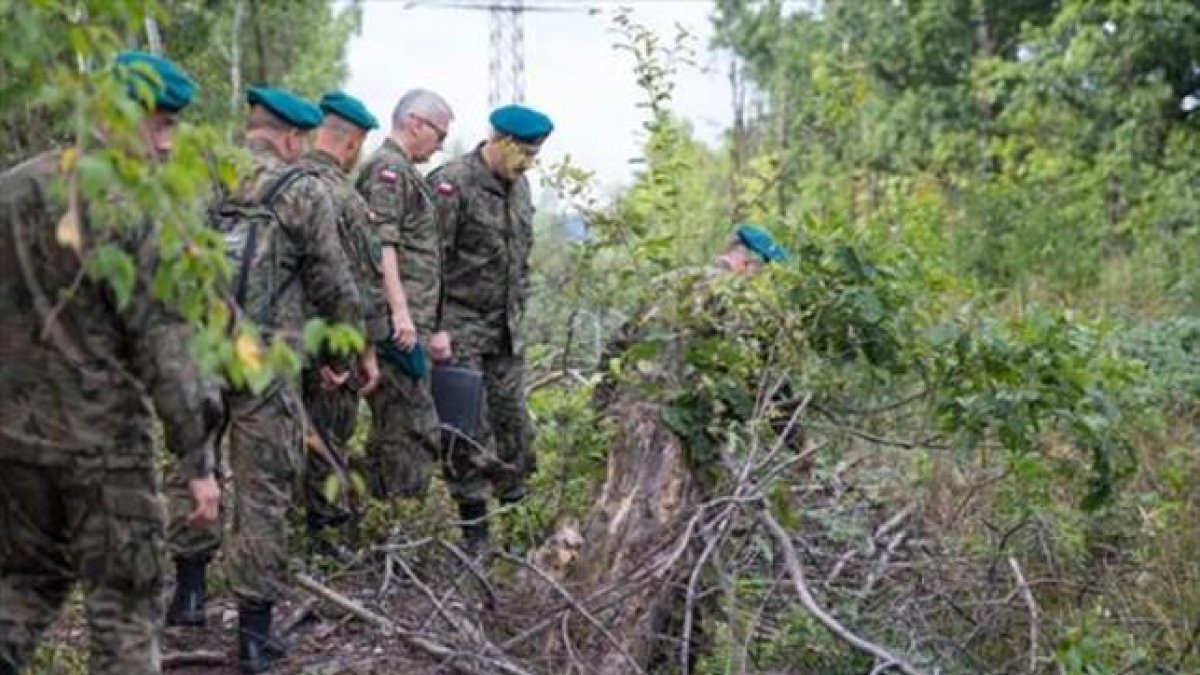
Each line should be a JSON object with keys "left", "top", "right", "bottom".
{"left": 356, "top": 138, "right": 444, "bottom": 336}
{"left": 0, "top": 150, "right": 220, "bottom": 479}
{"left": 237, "top": 139, "right": 360, "bottom": 355}
{"left": 429, "top": 144, "right": 534, "bottom": 355}
{"left": 301, "top": 149, "right": 388, "bottom": 343}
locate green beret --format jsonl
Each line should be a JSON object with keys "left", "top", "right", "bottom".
{"left": 116, "top": 51, "right": 197, "bottom": 113}
{"left": 319, "top": 91, "right": 378, "bottom": 131}
{"left": 735, "top": 223, "right": 790, "bottom": 264}
{"left": 489, "top": 104, "right": 554, "bottom": 143}
{"left": 247, "top": 86, "right": 324, "bottom": 130}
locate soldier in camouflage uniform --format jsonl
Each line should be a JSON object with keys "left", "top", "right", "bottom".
{"left": 299, "top": 92, "right": 387, "bottom": 550}
{"left": 594, "top": 225, "right": 800, "bottom": 477}
{"left": 428, "top": 104, "right": 553, "bottom": 551}
{"left": 0, "top": 52, "right": 222, "bottom": 675}
{"left": 164, "top": 87, "right": 361, "bottom": 674}
{"left": 356, "top": 89, "right": 455, "bottom": 501}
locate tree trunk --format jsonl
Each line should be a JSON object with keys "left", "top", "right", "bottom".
{"left": 535, "top": 401, "right": 697, "bottom": 673}
{"left": 230, "top": 0, "right": 244, "bottom": 116}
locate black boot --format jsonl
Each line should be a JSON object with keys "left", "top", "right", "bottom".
{"left": 457, "top": 500, "right": 489, "bottom": 556}
{"left": 166, "top": 557, "right": 207, "bottom": 627}
{"left": 237, "top": 600, "right": 289, "bottom": 673}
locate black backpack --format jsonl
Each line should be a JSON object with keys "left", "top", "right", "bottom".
{"left": 208, "top": 167, "right": 312, "bottom": 330}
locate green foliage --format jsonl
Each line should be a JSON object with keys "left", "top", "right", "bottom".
{"left": 496, "top": 376, "right": 610, "bottom": 550}
{"left": 1119, "top": 316, "right": 1200, "bottom": 413}
{"left": 712, "top": 0, "right": 1200, "bottom": 307}
{"left": 0, "top": 0, "right": 365, "bottom": 393}
{"left": 158, "top": 0, "right": 361, "bottom": 128}
{"left": 927, "top": 308, "right": 1140, "bottom": 508}
{"left": 28, "top": 642, "right": 87, "bottom": 675}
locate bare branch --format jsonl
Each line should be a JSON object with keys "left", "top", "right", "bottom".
{"left": 497, "top": 551, "right": 648, "bottom": 675}
{"left": 757, "top": 506, "right": 926, "bottom": 675}
{"left": 1008, "top": 556, "right": 1040, "bottom": 674}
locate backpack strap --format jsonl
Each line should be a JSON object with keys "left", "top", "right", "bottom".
{"left": 231, "top": 167, "right": 312, "bottom": 307}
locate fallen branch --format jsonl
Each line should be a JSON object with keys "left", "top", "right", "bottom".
{"left": 295, "top": 572, "right": 396, "bottom": 631}
{"left": 279, "top": 597, "right": 317, "bottom": 636}
{"left": 437, "top": 538, "right": 498, "bottom": 609}
{"left": 294, "top": 572, "right": 533, "bottom": 675}
{"left": 680, "top": 507, "right": 736, "bottom": 674}
{"left": 498, "top": 551, "right": 647, "bottom": 675}
{"left": 162, "top": 650, "right": 226, "bottom": 669}
{"left": 757, "top": 506, "right": 925, "bottom": 675}
{"left": 1008, "top": 556, "right": 1040, "bottom": 674}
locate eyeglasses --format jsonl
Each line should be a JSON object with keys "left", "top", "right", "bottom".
{"left": 512, "top": 141, "right": 541, "bottom": 159}
{"left": 411, "top": 114, "right": 447, "bottom": 143}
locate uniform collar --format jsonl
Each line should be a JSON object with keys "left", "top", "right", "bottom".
{"left": 304, "top": 149, "right": 345, "bottom": 174}
{"left": 468, "top": 142, "right": 511, "bottom": 196}
{"left": 381, "top": 137, "right": 414, "bottom": 164}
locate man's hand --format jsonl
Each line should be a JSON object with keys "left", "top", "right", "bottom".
{"left": 186, "top": 475, "right": 220, "bottom": 528}
{"left": 357, "top": 344, "right": 381, "bottom": 396}
{"left": 391, "top": 312, "right": 418, "bottom": 350}
{"left": 429, "top": 330, "right": 453, "bottom": 363}
{"left": 319, "top": 365, "right": 350, "bottom": 391}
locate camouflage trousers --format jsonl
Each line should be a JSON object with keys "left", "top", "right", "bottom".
{"left": 167, "top": 384, "right": 303, "bottom": 604}
{"left": 363, "top": 356, "right": 441, "bottom": 500}
{"left": 301, "top": 366, "right": 359, "bottom": 526}
{"left": 0, "top": 457, "right": 166, "bottom": 675}
{"left": 444, "top": 350, "right": 536, "bottom": 504}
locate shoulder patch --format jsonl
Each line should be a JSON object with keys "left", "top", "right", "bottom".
{"left": 435, "top": 181, "right": 457, "bottom": 197}
{"left": 379, "top": 167, "right": 398, "bottom": 184}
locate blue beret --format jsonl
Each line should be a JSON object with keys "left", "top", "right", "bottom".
{"left": 489, "top": 104, "right": 554, "bottom": 143}
{"left": 319, "top": 91, "right": 378, "bottom": 131}
{"left": 247, "top": 87, "right": 324, "bottom": 130}
{"left": 735, "top": 224, "right": 790, "bottom": 264}
{"left": 116, "top": 51, "right": 197, "bottom": 112}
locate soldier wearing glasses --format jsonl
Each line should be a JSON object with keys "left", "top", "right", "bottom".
{"left": 428, "top": 104, "right": 553, "bottom": 553}
{"left": 356, "top": 89, "right": 456, "bottom": 502}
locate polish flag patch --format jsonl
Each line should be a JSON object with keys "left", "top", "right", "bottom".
{"left": 379, "top": 168, "right": 398, "bottom": 184}
{"left": 435, "top": 181, "right": 456, "bottom": 197}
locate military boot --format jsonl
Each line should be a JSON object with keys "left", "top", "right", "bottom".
{"left": 166, "top": 556, "right": 208, "bottom": 627}
{"left": 458, "top": 500, "right": 489, "bottom": 557}
{"left": 237, "top": 599, "right": 290, "bottom": 673}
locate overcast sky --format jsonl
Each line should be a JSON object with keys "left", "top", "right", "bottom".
{"left": 344, "top": 0, "right": 735, "bottom": 195}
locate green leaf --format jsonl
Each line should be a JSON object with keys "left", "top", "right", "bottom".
{"left": 87, "top": 244, "right": 136, "bottom": 308}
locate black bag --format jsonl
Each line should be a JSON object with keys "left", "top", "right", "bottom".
{"left": 431, "top": 365, "right": 484, "bottom": 436}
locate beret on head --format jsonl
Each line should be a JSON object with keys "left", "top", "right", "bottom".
{"left": 489, "top": 104, "right": 554, "bottom": 143}
{"left": 735, "top": 223, "right": 790, "bottom": 264}
{"left": 319, "top": 91, "right": 378, "bottom": 131}
{"left": 247, "top": 86, "right": 324, "bottom": 130}
{"left": 116, "top": 51, "right": 197, "bottom": 112}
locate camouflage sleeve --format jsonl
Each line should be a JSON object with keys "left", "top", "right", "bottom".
{"left": 520, "top": 192, "right": 534, "bottom": 306}
{"left": 427, "top": 167, "right": 463, "bottom": 264}
{"left": 283, "top": 175, "right": 361, "bottom": 329}
{"left": 351, "top": 216, "right": 390, "bottom": 342}
{"left": 358, "top": 160, "right": 406, "bottom": 248}
{"left": 120, "top": 225, "right": 222, "bottom": 481}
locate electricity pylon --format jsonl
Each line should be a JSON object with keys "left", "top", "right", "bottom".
{"left": 403, "top": 0, "right": 601, "bottom": 107}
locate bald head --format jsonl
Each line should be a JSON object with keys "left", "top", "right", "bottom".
{"left": 390, "top": 88, "right": 454, "bottom": 163}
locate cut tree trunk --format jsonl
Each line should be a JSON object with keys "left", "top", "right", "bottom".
{"left": 535, "top": 400, "right": 698, "bottom": 674}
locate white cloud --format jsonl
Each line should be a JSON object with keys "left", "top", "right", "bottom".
{"left": 344, "top": 0, "right": 733, "bottom": 193}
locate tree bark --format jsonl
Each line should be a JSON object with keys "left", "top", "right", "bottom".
{"left": 536, "top": 401, "right": 697, "bottom": 674}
